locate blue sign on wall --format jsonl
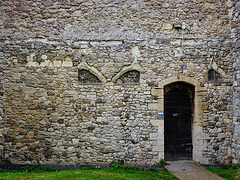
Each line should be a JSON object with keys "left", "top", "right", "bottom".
{"left": 158, "top": 111, "right": 163, "bottom": 118}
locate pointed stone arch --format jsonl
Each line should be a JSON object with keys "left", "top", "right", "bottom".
{"left": 112, "top": 61, "right": 141, "bottom": 83}
{"left": 149, "top": 75, "right": 209, "bottom": 164}
{"left": 78, "top": 62, "right": 107, "bottom": 84}
{"left": 208, "top": 58, "right": 226, "bottom": 78}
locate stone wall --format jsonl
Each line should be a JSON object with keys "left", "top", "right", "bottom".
{"left": 232, "top": 0, "right": 240, "bottom": 164}
{"left": 0, "top": 38, "right": 4, "bottom": 162}
{"left": 0, "top": 0, "right": 235, "bottom": 165}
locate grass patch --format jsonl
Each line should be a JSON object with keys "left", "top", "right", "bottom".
{"left": 205, "top": 165, "right": 240, "bottom": 180}
{"left": 153, "top": 159, "right": 169, "bottom": 169}
{"left": 0, "top": 168, "right": 178, "bottom": 180}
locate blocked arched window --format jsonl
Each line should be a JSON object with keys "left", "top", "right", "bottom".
{"left": 208, "top": 69, "right": 216, "bottom": 81}
{"left": 117, "top": 70, "right": 140, "bottom": 83}
{"left": 78, "top": 69, "right": 101, "bottom": 83}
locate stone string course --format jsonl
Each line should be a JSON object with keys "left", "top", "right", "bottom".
{"left": 0, "top": 0, "right": 238, "bottom": 165}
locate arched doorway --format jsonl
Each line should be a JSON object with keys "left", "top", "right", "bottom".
{"left": 164, "top": 82, "right": 194, "bottom": 160}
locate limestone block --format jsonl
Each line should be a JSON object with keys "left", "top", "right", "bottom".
{"left": 41, "top": 55, "right": 48, "bottom": 60}
{"left": 101, "top": 66, "right": 108, "bottom": 74}
{"left": 13, "top": 73, "right": 21, "bottom": 80}
{"left": 224, "top": 119, "right": 232, "bottom": 123}
{"left": 174, "top": 48, "right": 183, "bottom": 57}
{"left": 162, "top": 23, "right": 173, "bottom": 30}
{"left": 96, "top": 117, "right": 102, "bottom": 122}
{"left": 62, "top": 61, "right": 73, "bottom": 67}
{"left": 72, "top": 139, "right": 79, "bottom": 145}
{"left": 158, "top": 152, "right": 164, "bottom": 159}
{"left": 58, "top": 104, "right": 65, "bottom": 112}
{"left": 68, "top": 147, "right": 75, "bottom": 152}
{"left": 23, "top": 87, "right": 35, "bottom": 94}
{"left": 199, "top": 158, "right": 209, "bottom": 164}
{"left": 104, "top": 41, "right": 122, "bottom": 46}
{"left": 150, "top": 120, "right": 163, "bottom": 126}
{"left": 151, "top": 158, "right": 160, "bottom": 164}
{"left": 196, "top": 91, "right": 208, "bottom": 96}
{"left": 115, "top": 52, "right": 125, "bottom": 57}
{"left": 26, "top": 62, "right": 39, "bottom": 67}
{"left": 13, "top": 59, "right": 18, "bottom": 64}
{"left": 153, "top": 145, "right": 164, "bottom": 152}
{"left": 86, "top": 93, "right": 96, "bottom": 100}
{"left": 204, "top": 2, "right": 216, "bottom": 9}
{"left": 196, "top": 87, "right": 207, "bottom": 92}
{"left": 157, "top": 139, "right": 164, "bottom": 146}
{"left": 21, "top": 146, "right": 28, "bottom": 151}
{"left": 233, "top": 159, "right": 239, "bottom": 164}
{"left": 83, "top": 46, "right": 90, "bottom": 55}
{"left": 150, "top": 133, "right": 158, "bottom": 140}
{"left": 121, "top": 121, "right": 126, "bottom": 126}
{"left": 65, "top": 90, "right": 78, "bottom": 95}
{"left": 26, "top": 52, "right": 35, "bottom": 62}
{"left": 72, "top": 10, "right": 82, "bottom": 17}
{"left": 195, "top": 126, "right": 203, "bottom": 134}
{"left": 183, "top": 40, "right": 202, "bottom": 45}
{"left": 40, "top": 60, "right": 53, "bottom": 67}
{"left": 202, "top": 102, "right": 208, "bottom": 110}
{"left": 0, "top": 129, "right": 3, "bottom": 137}
{"left": 53, "top": 61, "right": 62, "bottom": 67}
{"left": 131, "top": 46, "right": 141, "bottom": 59}
{"left": 90, "top": 41, "right": 100, "bottom": 46}
{"left": 148, "top": 103, "right": 161, "bottom": 110}
{"left": 150, "top": 132, "right": 163, "bottom": 141}
{"left": 170, "top": 39, "right": 181, "bottom": 45}
{"left": 65, "top": 56, "right": 72, "bottom": 62}
{"left": 151, "top": 88, "right": 162, "bottom": 97}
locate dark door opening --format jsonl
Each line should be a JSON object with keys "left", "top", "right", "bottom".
{"left": 164, "top": 82, "right": 194, "bottom": 161}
